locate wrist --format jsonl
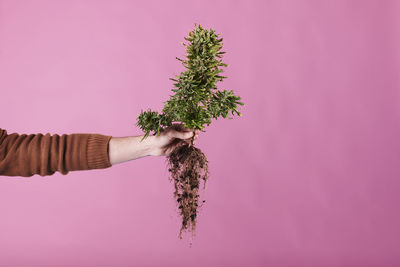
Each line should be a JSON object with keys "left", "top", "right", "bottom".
{"left": 141, "top": 135, "right": 159, "bottom": 157}
{"left": 109, "top": 134, "right": 161, "bottom": 165}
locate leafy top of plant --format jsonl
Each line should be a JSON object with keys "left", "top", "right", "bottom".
{"left": 137, "top": 23, "right": 244, "bottom": 138}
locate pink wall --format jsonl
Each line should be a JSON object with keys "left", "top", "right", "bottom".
{"left": 1, "top": 0, "right": 399, "bottom": 266}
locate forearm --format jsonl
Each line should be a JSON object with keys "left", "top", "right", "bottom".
{"left": 108, "top": 135, "right": 157, "bottom": 165}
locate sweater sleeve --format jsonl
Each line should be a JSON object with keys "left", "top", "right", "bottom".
{"left": 0, "top": 128, "right": 113, "bottom": 177}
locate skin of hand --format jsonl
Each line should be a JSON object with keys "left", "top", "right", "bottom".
{"left": 152, "top": 123, "right": 200, "bottom": 156}
{"left": 108, "top": 124, "right": 199, "bottom": 165}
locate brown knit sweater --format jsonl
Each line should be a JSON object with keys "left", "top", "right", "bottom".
{"left": 0, "top": 128, "right": 113, "bottom": 177}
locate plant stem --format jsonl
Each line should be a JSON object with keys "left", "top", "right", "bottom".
{"left": 188, "top": 130, "right": 195, "bottom": 147}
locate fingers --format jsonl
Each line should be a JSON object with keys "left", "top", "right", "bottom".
{"left": 166, "top": 123, "right": 201, "bottom": 146}
{"left": 169, "top": 130, "right": 193, "bottom": 140}
{"left": 161, "top": 138, "right": 184, "bottom": 156}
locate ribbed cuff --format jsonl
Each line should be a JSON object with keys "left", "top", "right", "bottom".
{"left": 87, "top": 134, "right": 113, "bottom": 170}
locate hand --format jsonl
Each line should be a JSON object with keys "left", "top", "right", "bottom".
{"left": 150, "top": 124, "right": 200, "bottom": 156}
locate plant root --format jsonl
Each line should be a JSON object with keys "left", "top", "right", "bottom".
{"left": 167, "top": 143, "right": 209, "bottom": 241}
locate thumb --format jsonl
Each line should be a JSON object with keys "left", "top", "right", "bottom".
{"left": 170, "top": 130, "right": 193, "bottom": 140}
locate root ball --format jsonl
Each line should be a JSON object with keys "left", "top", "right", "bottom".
{"left": 167, "top": 144, "right": 209, "bottom": 239}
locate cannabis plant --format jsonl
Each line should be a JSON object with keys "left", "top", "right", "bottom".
{"left": 136, "top": 23, "right": 244, "bottom": 242}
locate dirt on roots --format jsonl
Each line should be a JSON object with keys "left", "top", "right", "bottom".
{"left": 167, "top": 143, "right": 209, "bottom": 241}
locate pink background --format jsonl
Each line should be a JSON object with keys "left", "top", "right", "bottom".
{"left": 1, "top": 0, "right": 399, "bottom": 266}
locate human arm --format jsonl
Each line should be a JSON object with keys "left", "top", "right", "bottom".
{"left": 0, "top": 124, "right": 198, "bottom": 176}
{"left": 109, "top": 124, "right": 199, "bottom": 165}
